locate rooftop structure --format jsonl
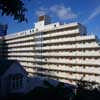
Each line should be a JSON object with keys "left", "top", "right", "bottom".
{"left": 0, "top": 24, "right": 8, "bottom": 36}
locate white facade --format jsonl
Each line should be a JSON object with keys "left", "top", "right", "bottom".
{"left": 0, "top": 16, "right": 100, "bottom": 85}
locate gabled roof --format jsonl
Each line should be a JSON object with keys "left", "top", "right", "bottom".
{"left": 0, "top": 59, "right": 17, "bottom": 76}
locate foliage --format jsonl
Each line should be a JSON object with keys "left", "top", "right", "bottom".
{"left": 23, "top": 80, "right": 73, "bottom": 100}
{"left": 0, "top": 0, "right": 27, "bottom": 22}
{"left": 76, "top": 80, "right": 97, "bottom": 90}
{"left": 71, "top": 80, "right": 100, "bottom": 100}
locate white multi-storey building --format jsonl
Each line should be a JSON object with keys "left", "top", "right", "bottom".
{"left": 0, "top": 15, "right": 100, "bottom": 85}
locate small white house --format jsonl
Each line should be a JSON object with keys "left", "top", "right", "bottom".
{"left": 0, "top": 59, "right": 28, "bottom": 97}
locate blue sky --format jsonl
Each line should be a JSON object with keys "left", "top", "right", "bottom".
{"left": 0, "top": 0, "right": 100, "bottom": 37}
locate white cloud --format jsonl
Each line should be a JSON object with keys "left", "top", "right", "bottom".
{"left": 35, "top": 4, "right": 78, "bottom": 20}
{"left": 83, "top": 6, "right": 100, "bottom": 24}
{"left": 50, "top": 5, "right": 77, "bottom": 20}
{"left": 36, "top": 7, "right": 47, "bottom": 16}
{"left": 88, "top": 6, "right": 100, "bottom": 20}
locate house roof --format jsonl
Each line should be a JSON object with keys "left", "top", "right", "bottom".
{"left": 0, "top": 59, "right": 17, "bottom": 76}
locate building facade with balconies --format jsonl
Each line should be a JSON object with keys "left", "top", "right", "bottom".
{"left": 0, "top": 15, "right": 100, "bottom": 85}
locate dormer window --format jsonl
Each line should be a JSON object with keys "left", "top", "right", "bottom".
{"left": 9, "top": 74, "right": 23, "bottom": 90}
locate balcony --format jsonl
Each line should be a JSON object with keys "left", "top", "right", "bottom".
{"left": 42, "top": 51, "right": 100, "bottom": 57}
{"left": 18, "top": 60, "right": 100, "bottom": 75}
{"left": 35, "top": 44, "right": 99, "bottom": 50}
{"left": 5, "top": 29, "right": 34, "bottom": 40}
{"left": 8, "top": 52, "right": 42, "bottom": 56}
{"left": 6, "top": 36, "right": 34, "bottom": 44}
{"left": 7, "top": 42, "right": 35, "bottom": 47}
{"left": 43, "top": 35, "right": 96, "bottom": 44}
{"left": 39, "top": 58, "right": 100, "bottom": 66}
{"left": 8, "top": 47, "right": 34, "bottom": 51}
{"left": 42, "top": 29, "right": 79, "bottom": 38}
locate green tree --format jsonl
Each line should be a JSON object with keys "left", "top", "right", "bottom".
{"left": 71, "top": 80, "right": 100, "bottom": 100}
{"left": 0, "top": 0, "right": 27, "bottom": 22}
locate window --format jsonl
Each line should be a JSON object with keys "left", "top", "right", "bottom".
{"left": 36, "top": 29, "right": 38, "bottom": 31}
{"left": 69, "top": 80, "right": 73, "bottom": 83}
{"left": 45, "top": 58, "right": 47, "bottom": 61}
{"left": 83, "top": 57, "right": 85, "bottom": 60}
{"left": 54, "top": 25, "right": 56, "bottom": 27}
{"left": 0, "top": 80, "right": 1, "bottom": 89}
{"left": 69, "top": 65, "right": 72, "bottom": 67}
{"left": 57, "top": 71, "right": 59, "bottom": 74}
{"left": 83, "top": 74, "right": 86, "bottom": 77}
{"left": 9, "top": 74, "right": 23, "bottom": 90}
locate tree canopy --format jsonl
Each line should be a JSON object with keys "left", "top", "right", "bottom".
{"left": 0, "top": 0, "right": 27, "bottom": 22}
